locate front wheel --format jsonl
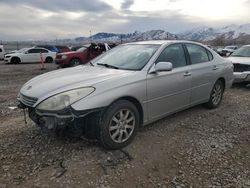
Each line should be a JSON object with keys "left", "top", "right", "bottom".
{"left": 206, "top": 80, "right": 224, "bottom": 109}
{"left": 70, "top": 58, "right": 81, "bottom": 67}
{"left": 99, "top": 100, "right": 139, "bottom": 150}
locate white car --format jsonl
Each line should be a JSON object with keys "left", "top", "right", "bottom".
{"left": 0, "top": 45, "right": 5, "bottom": 60}
{"left": 4, "top": 47, "right": 56, "bottom": 64}
{"left": 228, "top": 45, "right": 250, "bottom": 83}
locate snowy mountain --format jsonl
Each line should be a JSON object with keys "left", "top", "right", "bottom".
{"left": 55, "top": 23, "right": 250, "bottom": 44}
{"left": 72, "top": 30, "right": 178, "bottom": 43}
{"left": 179, "top": 24, "right": 250, "bottom": 41}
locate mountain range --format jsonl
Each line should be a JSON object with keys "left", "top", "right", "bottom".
{"left": 56, "top": 23, "right": 250, "bottom": 45}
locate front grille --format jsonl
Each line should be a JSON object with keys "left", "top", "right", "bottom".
{"left": 233, "top": 64, "right": 250, "bottom": 72}
{"left": 19, "top": 93, "right": 38, "bottom": 107}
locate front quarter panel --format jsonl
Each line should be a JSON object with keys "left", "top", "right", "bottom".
{"left": 71, "top": 71, "right": 147, "bottom": 119}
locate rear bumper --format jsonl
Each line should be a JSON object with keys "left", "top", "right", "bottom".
{"left": 233, "top": 72, "right": 250, "bottom": 83}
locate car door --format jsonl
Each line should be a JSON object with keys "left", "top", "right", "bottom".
{"left": 24, "top": 49, "right": 40, "bottom": 62}
{"left": 146, "top": 43, "right": 192, "bottom": 121}
{"left": 184, "top": 43, "right": 217, "bottom": 105}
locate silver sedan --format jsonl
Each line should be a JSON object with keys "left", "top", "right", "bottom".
{"left": 18, "top": 40, "right": 234, "bottom": 149}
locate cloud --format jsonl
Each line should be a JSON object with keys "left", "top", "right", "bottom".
{"left": 0, "top": 0, "right": 113, "bottom": 12}
{"left": 0, "top": 0, "right": 249, "bottom": 40}
{"left": 121, "top": 0, "right": 134, "bottom": 9}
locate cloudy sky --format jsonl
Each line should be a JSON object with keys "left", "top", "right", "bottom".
{"left": 0, "top": 0, "right": 250, "bottom": 40}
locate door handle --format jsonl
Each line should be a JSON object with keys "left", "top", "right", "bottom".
{"left": 183, "top": 72, "right": 192, "bottom": 77}
{"left": 213, "top": 66, "right": 219, "bottom": 70}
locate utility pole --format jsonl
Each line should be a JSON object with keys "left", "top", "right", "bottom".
{"left": 120, "top": 34, "right": 123, "bottom": 44}
{"left": 89, "top": 30, "right": 92, "bottom": 43}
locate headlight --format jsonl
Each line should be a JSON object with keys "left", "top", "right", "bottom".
{"left": 62, "top": 55, "right": 67, "bottom": 59}
{"left": 37, "top": 87, "right": 95, "bottom": 111}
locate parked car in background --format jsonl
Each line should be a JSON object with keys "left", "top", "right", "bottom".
{"left": 219, "top": 46, "right": 238, "bottom": 56}
{"left": 227, "top": 45, "right": 250, "bottom": 83}
{"left": 35, "top": 45, "right": 59, "bottom": 53}
{"left": 4, "top": 47, "right": 56, "bottom": 64}
{"left": 55, "top": 43, "right": 111, "bottom": 68}
{"left": 55, "top": 45, "right": 71, "bottom": 53}
{"left": 0, "top": 45, "right": 6, "bottom": 60}
{"left": 18, "top": 40, "right": 233, "bottom": 149}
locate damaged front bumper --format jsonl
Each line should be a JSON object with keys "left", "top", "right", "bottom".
{"left": 18, "top": 102, "right": 103, "bottom": 131}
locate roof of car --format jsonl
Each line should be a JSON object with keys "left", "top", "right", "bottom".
{"left": 125, "top": 40, "right": 203, "bottom": 45}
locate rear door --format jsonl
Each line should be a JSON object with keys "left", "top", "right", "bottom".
{"left": 184, "top": 43, "right": 217, "bottom": 105}
{"left": 39, "top": 49, "right": 49, "bottom": 61}
{"left": 146, "top": 43, "right": 192, "bottom": 120}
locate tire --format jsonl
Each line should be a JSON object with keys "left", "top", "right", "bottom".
{"left": 206, "top": 80, "right": 224, "bottom": 109}
{"left": 45, "top": 57, "right": 53, "bottom": 63}
{"left": 10, "top": 57, "right": 21, "bottom": 64}
{"left": 70, "top": 58, "right": 81, "bottom": 67}
{"left": 98, "top": 100, "right": 140, "bottom": 150}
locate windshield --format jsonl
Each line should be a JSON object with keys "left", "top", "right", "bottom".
{"left": 17, "top": 48, "right": 28, "bottom": 53}
{"left": 231, "top": 46, "right": 250, "bottom": 57}
{"left": 77, "top": 47, "right": 87, "bottom": 52}
{"left": 92, "top": 44, "right": 159, "bottom": 70}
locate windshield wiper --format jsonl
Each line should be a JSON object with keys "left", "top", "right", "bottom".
{"left": 97, "top": 63, "right": 119, "bottom": 69}
{"left": 231, "top": 55, "right": 244, "bottom": 57}
{"left": 89, "top": 61, "right": 94, "bottom": 66}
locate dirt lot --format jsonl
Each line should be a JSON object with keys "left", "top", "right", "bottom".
{"left": 0, "top": 61, "right": 250, "bottom": 188}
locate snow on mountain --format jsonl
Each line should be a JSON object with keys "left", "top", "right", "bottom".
{"left": 72, "top": 30, "right": 178, "bottom": 43}
{"left": 180, "top": 24, "right": 250, "bottom": 41}
{"left": 60, "top": 23, "right": 250, "bottom": 44}
{"left": 179, "top": 26, "right": 216, "bottom": 41}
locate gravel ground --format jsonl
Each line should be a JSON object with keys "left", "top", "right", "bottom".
{"left": 0, "top": 61, "right": 250, "bottom": 188}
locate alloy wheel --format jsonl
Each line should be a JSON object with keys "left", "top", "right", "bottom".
{"left": 109, "top": 109, "right": 135, "bottom": 143}
{"left": 212, "top": 83, "right": 222, "bottom": 105}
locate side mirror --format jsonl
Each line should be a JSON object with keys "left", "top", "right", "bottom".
{"left": 150, "top": 62, "right": 173, "bottom": 73}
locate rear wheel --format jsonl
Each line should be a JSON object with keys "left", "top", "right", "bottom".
{"left": 206, "top": 80, "right": 224, "bottom": 109}
{"left": 70, "top": 58, "right": 81, "bottom": 67}
{"left": 45, "top": 56, "right": 53, "bottom": 63}
{"left": 10, "top": 57, "right": 21, "bottom": 64}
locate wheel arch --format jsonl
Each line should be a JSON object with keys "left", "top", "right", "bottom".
{"left": 11, "top": 56, "right": 21, "bottom": 63}
{"left": 217, "top": 77, "right": 226, "bottom": 90}
{"left": 109, "top": 96, "right": 144, "bottom": 126}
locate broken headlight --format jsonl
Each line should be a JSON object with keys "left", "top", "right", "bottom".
{"left": 37, "top": 87, "right": 95, "bottom": 111}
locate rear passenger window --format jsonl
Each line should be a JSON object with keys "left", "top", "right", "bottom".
{"left": 156, "top": 44, "right": 187, "bottom": 68}
{"left": 40, "top": 49, "right": 48, "bottom": 53}
{"left": 186, "top": 44, "right": 210, "bottom": 64}
{"left": 28, "top": 49, "right": 40, "bottom": 53}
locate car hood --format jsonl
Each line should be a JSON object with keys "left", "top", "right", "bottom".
{"left": 6, "top": 52, "right": 23, "bottom": 56}
{"left": 227, "top": 57, "right": 250, "bottom": 65}
{"left": 20, "top": 65, "right": 134, "bottom": 100}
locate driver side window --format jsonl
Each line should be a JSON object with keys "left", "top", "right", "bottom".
{"left": 155, "top": 44, "right": 187, "bottom": 68}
